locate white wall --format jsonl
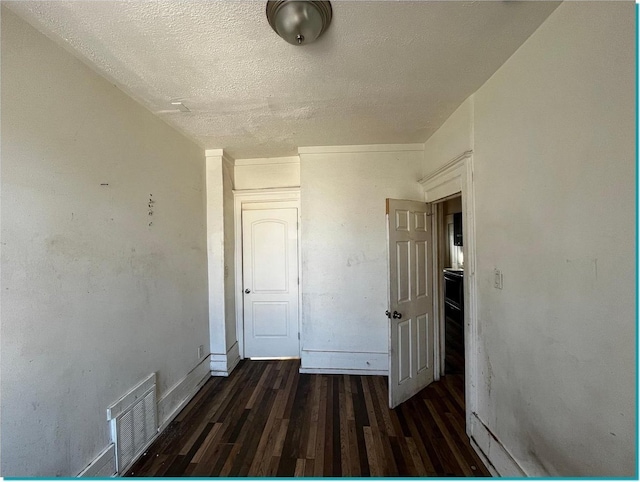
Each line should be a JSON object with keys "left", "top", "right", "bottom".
{"left": 223, "top": 159, "right": 236, "bottom": 349}
{"left": 299, "top": 146, "right": 424, "bottom": 373}
{"left": 424, "top": 1, "right": 635, "bottom": 476}
{"left": 205, "top": 152, "right": 226, "bottom": 356}
{"left": 234, "top": 157, "right": 300, "bottom": 190}
{"left": 423, "top": 96, "right": 474, "bottom": 170}
{"left": 1, "top": 8, "right": 210, "bottom": 476}
{"left": 205, "top": 151, "right": 238, "bottom": 374}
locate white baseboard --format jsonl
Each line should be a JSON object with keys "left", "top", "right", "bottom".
{"left": 470, "top": 438, "right": 500, "bottom": 477}
{"left": 157, "top": 356, "right": 211, "bottom": 432}
{"left": 300, "top": 349, "right": 388, "bottom": 375}
{"left": 210, "top": 341, "right": 240, "bottom": 376}
{"left": 469, "top": 412, "right": 526, "bottom": 477}
{"left": 299, "top": 367, "right": 388, "bottom": 376}
{"left": 77, "top": 444, "right": 116, "bottom": 477}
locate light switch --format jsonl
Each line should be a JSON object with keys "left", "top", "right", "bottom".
{"left": 494, "top": 269, "right": 503, "bottom": 289}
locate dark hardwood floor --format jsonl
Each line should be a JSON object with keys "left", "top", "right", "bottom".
{"left": 127, "top": 360, "right": 489, "bottom": 477}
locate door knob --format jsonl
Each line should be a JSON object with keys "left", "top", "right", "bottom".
{"left": 385, "top": 310, "right": 391, "bottom": 319}
{"left": 392, "top": 311, "right": 402, "bottom": 319}
{"left": 244, "top": 289, "right": 251, "bottom": 294}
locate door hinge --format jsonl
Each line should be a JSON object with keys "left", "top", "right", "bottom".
{"left": 298, "top": 333, "right": 300, "bottom": 340}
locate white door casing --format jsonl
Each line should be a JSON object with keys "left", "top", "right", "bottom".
{"left": 419, "top": 150, "right": 477, "bottom": 434}
{"left": 242, "top": 207, "right": 300, "bottom": 358}
{"left": 387, "top": 199, "right": 435, "bottom": 408}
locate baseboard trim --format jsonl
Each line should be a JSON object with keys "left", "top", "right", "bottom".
{"left": 157, "top": 357, "right": 211, "bottom": 432}
{"left": 77, "top": 444, "right": 116, "bottom": 477}
{"left": 300, "top": 349, "right": 388, "bottom": 375}
{"left": 470, "top": 437, "right": 500, "bottom": 477}
{"left": 210, "top": 341, "right": 240, "bottom": 376}
{"left": 299, "top": 367, "right": 388, "bottom": 376}
{"left": 469, "top": 412, "right": 526, "bottom": 477}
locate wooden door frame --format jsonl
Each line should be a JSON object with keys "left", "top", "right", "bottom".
{"left": 233, "top": 188, "right": 301, "bottom": 359}
{"left": 419, "top": 150, "right": 477, "bottom": 433}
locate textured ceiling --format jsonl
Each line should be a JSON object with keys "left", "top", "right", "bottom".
{"left": 8, "top": 1, "right": 559, "bottom": 158}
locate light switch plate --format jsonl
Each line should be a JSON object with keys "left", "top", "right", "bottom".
{"left": 494, "top": 269, "right": 503, "bottom": 289}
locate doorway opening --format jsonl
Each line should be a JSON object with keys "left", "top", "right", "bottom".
{"left": 440, "top": 195, "right": 465, "bottom": 377}
{"left": 418, "top": 150, "right": 477, "bottom": 436}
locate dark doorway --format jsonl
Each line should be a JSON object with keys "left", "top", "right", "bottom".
{"left": 442, "top": 197, "right": 464, "bottom": 375}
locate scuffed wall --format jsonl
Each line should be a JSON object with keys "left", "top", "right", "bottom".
{"left": 1, "top": 8, "right": 209, "bottom": 476}
{"left": 299, "top": 148, "right": 424, "bottom": 372}
{"left": 423, "top": 1, "right": 635, "bottom": 476}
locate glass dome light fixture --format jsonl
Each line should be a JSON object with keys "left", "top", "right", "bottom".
{"left": 266, "top": 0, "right": 332, "bottom": 46}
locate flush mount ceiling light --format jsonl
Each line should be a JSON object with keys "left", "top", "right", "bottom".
{"left": 266, "top": 0, "right": 332, "bottom": 46}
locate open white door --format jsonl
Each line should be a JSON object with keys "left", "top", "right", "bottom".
{"left": 387, "top": 199, "right": 435, "bottom": 408}
{"left": 242, "top": 207, "right": 299, "bottom": 358}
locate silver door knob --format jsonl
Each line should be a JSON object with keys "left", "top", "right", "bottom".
{"left": 244, "top": 289, "right": 251, "bottom": 294}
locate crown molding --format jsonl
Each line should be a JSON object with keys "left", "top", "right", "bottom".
{"left": 298, "top": 143, "right": 425, "bottom": 155}
{"left": 234, "top": 156, "right": 300, "bottom": 166}
{"left": 419, "top": 150, "right": 473, "bottom": 186}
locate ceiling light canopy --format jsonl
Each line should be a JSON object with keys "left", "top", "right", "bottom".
{"left": 266, "top": 0, "right": 332, "bottom": 46}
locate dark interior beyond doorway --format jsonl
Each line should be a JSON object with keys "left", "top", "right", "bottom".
{"left": 445, "top": 308, "right": 465, "bottom": 374}
{"left": 443, "top": 197, "right": 465, "bottom": 376}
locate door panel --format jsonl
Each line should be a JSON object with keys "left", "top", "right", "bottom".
{"left": 398, "top": 319, "right": 412, "bottom": 383}
{"left": 243, "top": 208, "right": 299, "bottom": 358}
{"left": 388, "top": 199, "right": 434, "bottom": 408}
{"left": 416, "top": 241, "right": 428, "bottom": 298}
{"left": 397, "top": 241, "right": 411, "bottom": 303}
{"left": 416, "top": 314, "right": 429, "bottom": 373}
{"left": 252, "top": 221, "right": 288, "bottom": 292}
{"left": 252, "top": 302, "right": 289, "bottom": 337}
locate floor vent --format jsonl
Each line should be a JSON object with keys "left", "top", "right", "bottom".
{"left": 107, "top": 373, "right": 157, "bottom": 474}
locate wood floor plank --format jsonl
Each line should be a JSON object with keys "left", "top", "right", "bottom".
{"left": 372, "top": 376, "right": 396, "bottom": 437}
{"left": 304, "top": 375, "right": 321, "bottom": 459}
{"left": 126, "top": 360, "right": 490, "bottom": 478}
{"left": 322, "top": 375, "right": 335, "bottom": 476}
{"left": 425, "top": 398, "right": 474, "bottom": 476}
{"left": 304, "top": 457, "right": 315, "bottom": 476}
{"left": 398, "top": 397, "right": 441, "bottom": 475}
{"left": 337, "top": 376, "right": 352, "bottom": 476}
{"left": 363, "top": 426, "right": 383, "bottom": 476}
{"left": 294, "top": 458, "right": 306, "bottom": 477}
{"left": 218, "top": 443, "right": 241, "bottom": 477}
{"left": 352, "top": 375, "right": 371, "bottom": 477}
{"left": 313, "top": 376, "right": 328, "bottom": 476}
{"left": 191, "top": 422, "right": 223, "bottom": 463}
{"left": 406, "top": 436, "right": 428, "bottom": 475}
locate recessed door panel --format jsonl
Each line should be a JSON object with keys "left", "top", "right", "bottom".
{"left": 396, "top": 210, "right": 410, "bottom": 231}
{"left": 415, "top": 212, "right": 428, "bottom": 232}
{"left": 416, "top": 313, "right": 429, "bottom": 373}
{"left": 398, "top": 319, "right": 412, "bottom": 384}
{"left": 415, "top": 240, "right": 428, "bottom": 299}
{"left": 396, "top": 241, "right": 411, "bottom": 303}
{"left": 252, "top": 221, "right": 288, "bottom": 293}
{"left": 253, "top": 302, "right": 288, "bottom": 337}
